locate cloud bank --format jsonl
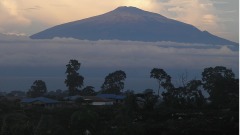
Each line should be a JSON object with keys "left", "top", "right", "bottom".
{"left": 0, "top": 38, "right": 238, "bottom": 69}
{"left": 0, "top": 37, "right": 238, "bottom": 91}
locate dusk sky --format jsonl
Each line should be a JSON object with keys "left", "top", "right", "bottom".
{"left": 0, "top": 0, "right": 239, "bottom": 42}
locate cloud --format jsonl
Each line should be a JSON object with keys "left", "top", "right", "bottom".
{"left": 0, "top": 37, "right": 238, "bottom": 91}
{"left": 0, "top": 0, "right": 31, "bottom": 29}
{"left": 0, "top": 38, "right": 238, "bottom": 70}
{"left": 157, "top": 0, "right": 218, "bottom": 27}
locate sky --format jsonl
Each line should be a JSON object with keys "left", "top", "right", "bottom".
{"left": 0, "top": 0, "right": 239, "bottom": 42}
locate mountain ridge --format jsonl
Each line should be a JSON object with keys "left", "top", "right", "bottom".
{"left": 30, "top": 6, "right": 238, "bottom": 45}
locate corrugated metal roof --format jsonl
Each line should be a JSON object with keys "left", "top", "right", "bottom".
{"left": 64, "top": 95, "right": 83, "bottom": 101}
{"left": 21, "top": 97, "right": 59, "bottom": 104}
{"left": 97, "top": 94, "right": 126, "bottom": 100}
{"left": 83, "top": 96, "right": 113, "bottom": 102}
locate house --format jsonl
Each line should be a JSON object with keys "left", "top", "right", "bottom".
{"left": 64, "top": 95, "right": 83, "bottom": 101}
{"left": 96, "top": 94, "right": 126, "bottom": 104}
{"left": 62, "top": 95, "right": 114, "bottom": 106}
{"left": 21, "top": 97, "right": 61, "bottom": 108}
{"left": 82, "top": 96, "right": 114, "bottom": 106}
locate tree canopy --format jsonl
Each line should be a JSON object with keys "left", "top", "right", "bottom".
{"left": 150, "top": 68, "right": 172, "bottom": 97}
{"left": 65, "top": 59, "right": 84, "bottom": 96}
{"left": 202, "top": 66, "right": 238, "bottom": 108}
{"left": 81, "top": 86, "right": 96, "bottom": 96}
{"left": 27, "top": 80, "right": 47, "bottom": 98}
{"left": 101, "top": 70, "right": 126, "bottom": 94}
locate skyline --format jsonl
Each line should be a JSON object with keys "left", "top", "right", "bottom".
{"left": 0, "top": 0, "right": 239, "bottom": 42}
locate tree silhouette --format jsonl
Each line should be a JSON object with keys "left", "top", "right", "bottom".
{"left": 101, "top": 70, "right": 126, "bottom": 94}
{"left": 27, "top": 80, "right": 47, "bottom": 98}
{"left": 142, "top": 89, "right": 158, "bottom": 110}
{"left": 202, "top": 66, "right": 238, "bottom": 108}
{"left": 81, "top": 86, "right": 96, "bottom": 96}
{"left": 162, "top": 79, "right": 205, "bottom": 108}
{"left": 65, "top": 59, "right": 84, "bottom": 96}
{"left": 150, "top": 68, "right": 172, "bottom": 97}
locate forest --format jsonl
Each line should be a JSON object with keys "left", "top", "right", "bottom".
{"left": 0, "top": 59, "right": 239, "bottom": 135}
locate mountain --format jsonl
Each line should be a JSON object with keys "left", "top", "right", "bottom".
{"left": 30, "top": 6, "right": 237, "bottom": 45}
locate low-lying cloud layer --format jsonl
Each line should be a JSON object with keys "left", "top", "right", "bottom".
{"left": 0, "top": 38, "right": 238, "bottom": 68}
{"left": 0, "top": 37, "right": 238, "bottom": 91}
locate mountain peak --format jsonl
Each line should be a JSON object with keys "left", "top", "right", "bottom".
{"left": 111, "top": 6, "right": 163, "bottom": 17}
{"left": 113, "top": 6, "right": 144, "bottom": 13}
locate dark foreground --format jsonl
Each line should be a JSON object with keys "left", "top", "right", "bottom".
{"left": 0, "top": 99, "right": 238, "bottom": 135}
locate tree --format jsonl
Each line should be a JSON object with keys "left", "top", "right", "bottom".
{"left": 124, "top": 91, "right": 139, "bottom": 113}
{"left": 65, "top": 59, "right": 84, "bottom": 96}
{"left": 162, "top": 80, "right": 205, "bottom": 108}
{"left": 201, "top": 66, "right": 238, "bottom": 108}
{"left": 27, "top": 80, "right": 47, "bottom": 98}
{"left": 150, "top": 68, "right": 172, "bottom": 97}
{"left": 185, "top": 80, "right": 205, "bottom": 107}
{"left": 142, "top": 89, "right": 158, "bottom": 110}
{"left": 101, "top": 70, "right": 126, "bottom": 94}
{"left": 81, "top": 86, "right": 96, "bottom": 96}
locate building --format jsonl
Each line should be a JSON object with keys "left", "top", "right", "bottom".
{"left": 97, "top": 94, "right": 126, "bottom": 104}
{"left": 21, "top": 97, "right": 60, "bottom": 109}
{"left": 82, "top": 96, "right": 114, "bottom": 106}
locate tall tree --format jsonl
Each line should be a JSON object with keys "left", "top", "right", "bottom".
{"left": 81, "top": 86, "right": 96, "bottom": 96}
{"left": 101, "top": 70, "right": 126, "bottom": 94}
{"left": 150, "top": 68, "right": 172, "bottom": 97}
{"left": 27, "top": 80, "right": 47, "bottom": 98}
{"left": 201, "top": 66, "right": 238, "bottom": 108}
{"left": 65, "top": 59, "right": 84, "bottom": 96}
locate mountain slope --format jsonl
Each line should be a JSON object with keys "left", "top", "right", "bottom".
{"left": 30, "top": 6, "right": 237, "bottom": 45}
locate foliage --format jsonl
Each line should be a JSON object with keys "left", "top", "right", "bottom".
{"left": 202, "top": 66, "right": 238, "bottom": 108}
{"left": 141, "top": 89, "right": 158, "bottom": 110}
{"left": 27, "top": 80, "right": 47, "bottom": 98}
{"left": 65, "top": 59, "right": 84, "bottom": 96}
{"left": 162, "top": 80, "right": 205, "bottom": 108}
{"left": 1, "top": 65, "right": 238, "bottom": 135}
{"left": 101, "top": 70, "right": 126, "bottom": 94}
{"left": 81, "top": 86, "right": 96, "bottom": 96}
{"left": 1, "top": 113, "right": 33, "bottom": 135}
{"left": 70, "top": 109, "right": 99, "bottom": 135}
{"left": 34, "top": 115, "right": 67, "bottom": 135}
{"left": 124, "top": 91, "right": 139, "bottom": 113}
{"left": 150, "top": 68, "right": 173, "bottom": 96}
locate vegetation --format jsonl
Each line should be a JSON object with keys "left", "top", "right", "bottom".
{"left": 27, "top": 80, "right": 47, "bottom": 98}
{"left": 81, "top": 86, "right": 96, "bottom": 96}
{"left": 202, "top": 66, "right": 239, "bottom": 108}
{"left": 150, "top": 68, "right": 172, "bottom": 97}
{"left": 0, "top": 63, "right": 238, "bottom": 135}
{"left": 65, "top": 59, "right": 84, "bottom": 96}
{"left": 101, "top": 70, "right": 127, "bottom": 94}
